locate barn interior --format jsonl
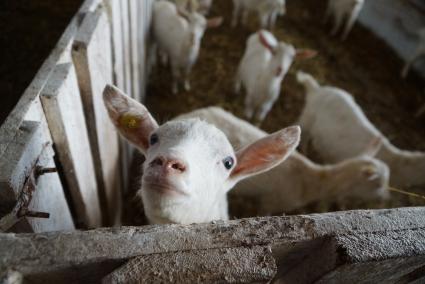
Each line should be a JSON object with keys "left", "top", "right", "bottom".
{"left": 0, "top": 0, "right": 425, "bottom": 282}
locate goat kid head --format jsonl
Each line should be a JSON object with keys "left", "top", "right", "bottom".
{"left": 103, "top": 85, "right": 301, "bottom": 224}
{"left": 177, "top": 3, "right": 222, "bottom": 41}
{"left": 258, "top": 30, "right": 317, "bottom": 77}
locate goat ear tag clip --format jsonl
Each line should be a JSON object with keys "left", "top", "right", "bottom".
{"left": 119, "top": 114, "right": 141, "bottom": 129}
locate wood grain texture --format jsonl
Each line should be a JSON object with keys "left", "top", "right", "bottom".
{"left": 41, "top": 62, "right": 101, "bottom": 228}
{"left": 119, "top": 0, "right": 132, "bottom": 95}
{"left": 0, "top": 0, "right": 101, "bottom": 158}
{"left": 128, "top": 0, "right": 141, "bottom": 102}
{"left": 72, "top": 6, "right": 122, "bottom": 226}
{"left": 103, "top": 246, "right": 276, "bottom": 283}
{"left": 1, "top": 208, "right": 425, "bottom": 282}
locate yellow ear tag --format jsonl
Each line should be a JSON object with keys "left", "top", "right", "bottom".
{"left": 119, "top": 114, "right": 140, "bottom": 129}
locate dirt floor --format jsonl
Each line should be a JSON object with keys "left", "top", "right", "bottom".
{"left": 0, "top": 0, "right": 83, "bottom": 125}
{"left": 131, "top": 0, "right": 425, "bottom": 223}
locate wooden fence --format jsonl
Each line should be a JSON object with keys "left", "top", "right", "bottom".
{"left": 1, "top": 0, "right": 425, "bottom": 282}
{"left": 0, "top": 0, "right": 153, "bottom": 232}
{"left": 1, "top": 208, "right": 425, "bottom": 283}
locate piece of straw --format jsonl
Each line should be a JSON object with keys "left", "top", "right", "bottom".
{"left": 388, "top": 187, "right": 425, "bottom": 201}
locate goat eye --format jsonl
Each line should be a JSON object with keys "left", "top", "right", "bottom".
{"left": 222, "top": 156, "right": 234, "bottom": 170}
{"left": 149, "top": 133, "right": 159, "bottom": 145}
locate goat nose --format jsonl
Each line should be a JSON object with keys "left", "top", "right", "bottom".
{"left": 165, "top": 159, "right": 186, "bottom": 173}
{"left": 150, "top": 156, "right": 186, "bottom": 173}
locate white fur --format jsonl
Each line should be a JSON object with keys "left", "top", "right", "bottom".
{"left": 141, "top": 119, "right": 236, "bottom": 224}
{"left": 178, "top": 107, "right": 390, "bottom": 214}
{"left": 235, "top": 30, "right": 295, "bottom": 123}
{"left": 152, "top": 1, "right": 215, "bottom": 94}
{"left": 401, "top": 28, "right": 425, "bottom": 78}
{"left": 325, "top": 0, "right": 364, "bottom": 40}
{"left": 103, "top": 85, "right": 300, "bottom": 224}
{"left": 142, "top": 120, "right": 299, "bottom": 224}
{"left": 297, "top": 71, "right": 425, "bottom": 188}
{"left": 232, "top": 0, "right": 285, "bottom": 29}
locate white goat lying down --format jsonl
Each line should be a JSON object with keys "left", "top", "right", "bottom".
{"left": 235, "top": 30, "right": 316, "bottom": 123}
{"left": 152, "top": 0, "right": 222, "bottom": 94}
{"left": 325, "top": 0, "right": 365, "bottom": 40}
{"left": 232, "top": 0, "right": 286, "bottom": 29}
{"left": 178, "top": 107, "right": 389, "bottom": 214}
{"left": 297, "top": 71, "right": 425, "bottom": 188}
{"left": 103, "top": 85, "right": 300, "bottom": 224}
{"left": 401, "top": 27, "right": 425, "bottom": 78}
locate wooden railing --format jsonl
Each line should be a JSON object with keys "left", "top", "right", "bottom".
{"left": 0, "top": 0, "right": 153, "bottom": 232}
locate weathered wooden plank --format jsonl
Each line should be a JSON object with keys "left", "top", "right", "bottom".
{"left": 103, "top": 246, "right": 276, "bottom": 283}
{"left": 0, "top": 118, "right": 74, "bottom": 233}
{"left": 128, "top": 0, "right": 141, "bottom": 101}
{"left": 0, "top": 0, "right": 101, "bottom": 158}
{"left": 136, "top": 0, "right": 153, "bottom": 102}
{"left": 104, "top": 0, "right": 133, "bottom": 194}
{"left": 105, "top": 0, "right": 142, "bottom": 193}
{"left": 0, "top": 120, "right": 45, "bottom": 220}
{"left": 72, "top": 7, "right": 122, "bottom": 226}
{"left": 0, "top": 97, "right": 74, "bottom": 233}
{"left": 314, "top": 230, "right": 425, "bottom": 284}
{"left": 1, "top": 208, "right": 425, "bottom": 282}
{"left": 0, "top": 0, "right": 102, "bottom": 222}
{"left": 23, "top": 98, "right": 75, "bottom": 233}
{"left": 136, "top": 0, "right": 145, "bottom": 102}
{"left": 104, "top": 0, "right": 125, "bottom": 90}
{"left": 40, "top": 63, "right": 102, "bottom": 228}
{"left": 120, "top": 0, "right": 132, "bottom": 95}
{"left": 25, "top": 138, "right": 75, "bottom": 233}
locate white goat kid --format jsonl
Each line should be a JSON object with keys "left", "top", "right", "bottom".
{"left": 401, "top": 27, "right": 425, "bottom": 78}
{"left": 235, "top": 30, "right": 316, "bottom": 124}
{"left": 325, "top": 0, "right": 365, "bottom": 40}
{"left": 232, "top": 0, "right": 286, "bottom": 29}
{"left": 103, "top": 85, "right": 300, "bottom": 224}
{"left": 178, "top": 107, "right": 390, "bottom": 214}
{"left": 297, "top": 71, "right": 425, "bottom": 188}
{"left": 152, "top": 0, "right": 222, "bottom": 94}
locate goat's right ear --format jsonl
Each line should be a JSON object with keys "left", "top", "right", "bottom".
{"left": 206, "top": 17, "right": 223, "bottom": 28}
{"left": 295, "top": 49, "right": 317, "bottom": 60}
{"left": 229, "top": 126, "right": 301, "bottom": 183}
{"left": 103, "top": 84, "right": 158, "bottom": 154}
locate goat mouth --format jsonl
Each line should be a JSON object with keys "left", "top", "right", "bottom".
{"left": 143, "top": 179, "right": 188, "bottom": 197}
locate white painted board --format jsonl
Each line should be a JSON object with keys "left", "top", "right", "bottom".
{"left": 104, "top": 0, "right": 125, "bottom": 91}
{"left": 120, "top": 0, "right": 132, "bottom": 96}
{"left": 25, "top": 97, "right": 75, "bottom": 232}
{"left": 128, "top": 0, "right": 141, "bottom": 102}
{"left": 41, "top": 62, "right": 102, "bottom": 228}
{"left": 72, "top": 7, "right": 122, "bottom": 226}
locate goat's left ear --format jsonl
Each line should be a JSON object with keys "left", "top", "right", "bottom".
{"left": 295, "top": 49, "right": 317, "bottom": 60}
{"left": 103, "top": 84, "right": 158, "bottom": 154}
{"left": 206, "top": 17, "right": 223, "bottom": 28}
{"left": 229, "top": 126, "right": 301, "bottom": 183}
